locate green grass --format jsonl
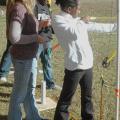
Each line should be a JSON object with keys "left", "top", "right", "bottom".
{"left": 0, "top": 0, "right": 118, "bottom": 119}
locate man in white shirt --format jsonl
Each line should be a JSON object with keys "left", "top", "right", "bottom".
{"left": 52, "top": 0, "right": 116, "bottom": 120}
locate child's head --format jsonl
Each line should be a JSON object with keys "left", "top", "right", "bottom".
{"left": 55, "top": 0, "right": 80, "bottom": 17}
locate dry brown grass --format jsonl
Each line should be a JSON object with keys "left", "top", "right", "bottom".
{"left": 0, "top": 0, "right": 118, "bottom": 119}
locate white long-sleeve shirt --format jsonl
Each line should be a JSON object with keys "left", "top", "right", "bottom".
{"left": 52, "top": 11, "right": 117, "bottom": 70}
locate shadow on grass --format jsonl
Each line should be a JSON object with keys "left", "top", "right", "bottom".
{"left": 36, "top": 84, "right": 41, "bottom": 88}
{"left": 0, "top": 115, "right": 7, "bottom": 120}
{"left": 0, "top": 115, "right": 26, "bottom": 120}
{"left": 0, "top": 99, "right": 9, "bottom": 103}
{"left": 0, "top": 92, "right": 10, "bottom": 98}
{"left": 0, "top": 83, "right": 13, "bottom": 87}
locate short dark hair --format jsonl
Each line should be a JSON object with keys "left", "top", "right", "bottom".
{"left": 56, "top": 0, "right": 79, "bottom": 9}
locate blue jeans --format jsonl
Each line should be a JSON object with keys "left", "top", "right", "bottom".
{"left": 37, "top": 42, "right": 53, "bottom": 85}
{"left": 8, "top": 58, "right": 41, "bottom": 120}
{"left": 0, "top": 40, "right": 12, "bottom": 77}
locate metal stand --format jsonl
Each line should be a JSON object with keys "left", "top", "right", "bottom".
{"left": 36, "top": 81, "right": 56, "bottom": 111}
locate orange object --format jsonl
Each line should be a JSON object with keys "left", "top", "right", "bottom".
{"left": 52, "top": 43, "right": 60, "bottom": 51}
{"left": 115, "top": 89, "right": 120, "bottom": 98}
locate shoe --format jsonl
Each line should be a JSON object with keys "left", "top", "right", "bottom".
{"left": 0, "top": 77, "right": 7, "bottom": 82}
{"left": 46, "top": 81, "right": 55, "bottom": 89}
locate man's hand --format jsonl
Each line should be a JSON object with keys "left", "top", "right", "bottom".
{"left": 81, "top": 16, "right": 90, "bottom": 23}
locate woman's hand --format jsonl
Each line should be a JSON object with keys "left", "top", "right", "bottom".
{"left": 36, "top": 35, "right": 44, "bottom": 43}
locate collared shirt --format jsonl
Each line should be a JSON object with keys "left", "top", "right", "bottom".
{"left": 52, "top": 11, "right": 116, "bottom": 70}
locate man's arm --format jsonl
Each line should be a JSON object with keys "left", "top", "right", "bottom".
{"left": 86, "top": 22, "right": 117, "bottom": 32}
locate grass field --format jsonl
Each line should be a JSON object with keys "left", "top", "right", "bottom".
{"left": 0, "top": 0, "right": 118, "bottom": 120}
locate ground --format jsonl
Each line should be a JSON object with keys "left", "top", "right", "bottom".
{"left": 0, "top": 0, "right": 118, "bottom": 120}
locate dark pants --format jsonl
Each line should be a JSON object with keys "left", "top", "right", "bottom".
{"left": 0, "top": 40, "right": 12, "bottom": 77}
{"left": 54, "top": 68, "right": 94, "bottom": 120}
